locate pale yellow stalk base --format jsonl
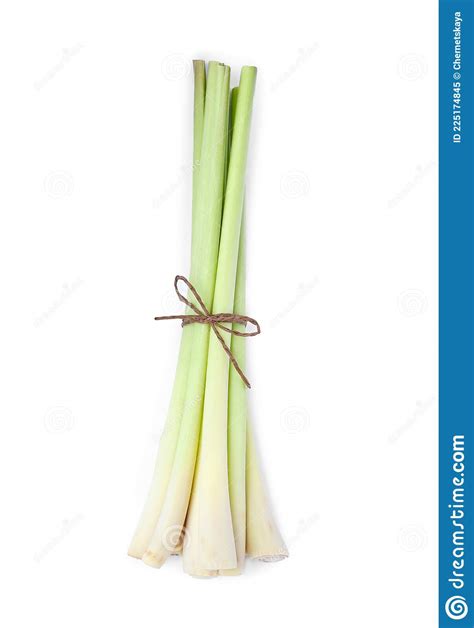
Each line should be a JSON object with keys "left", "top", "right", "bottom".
{"left": 128, "top": 60, "right": 207, "bottom": 561}
{"left": 127, "top": 329, "right": 193, "bottom": 559}
{"left": 141, "top": 549, "right": 166, "bottom": 568}
{"left": 181, "top": 334, "right": 238, "bottom": 572}
{"left": 245, "top": 420, "right": 289, "bottom": 561}
{"left": 218, "top": 567, "right": 242, "bottom": 576}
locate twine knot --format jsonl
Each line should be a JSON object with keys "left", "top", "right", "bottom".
{"left": 154, "top": 276, "right": 260, "bottom": 388}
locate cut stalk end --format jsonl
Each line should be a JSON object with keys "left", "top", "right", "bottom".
{"left": 142, "top": 549, "right": 168, "bottom": 569}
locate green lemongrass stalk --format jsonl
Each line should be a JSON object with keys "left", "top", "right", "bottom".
{"left": 225, "top": 88, "right": 287, "bottom": 568}
{"left": 245, "top": 419, "right": 289, "bottom": 561}
{"left": 223, "top": 215, "right": 289, "bottom": 569}
{"left": 143, "top": 62, "right": 230, "bottom": 568}
{"left": 219, "top": 213, "right": 247, "bottom": 576}
{"left": 219, "top": 87, "right": 247, "bottom": 576}
{"left": 128, "top": 60, "right": 207, "bottom": 559}
{"left": 180, "top": 96, "right": 235, "bottom": 580}
{"left": 183, "top": 67, "right": 257, "bottom": 574}
{"left": 181, "top": 86, "right": 234, "bottom": 580}
{"left": 191, "top": 60, "right": 206, "bottom": 234}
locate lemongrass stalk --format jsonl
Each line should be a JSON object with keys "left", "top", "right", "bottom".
{"left": 245, "top": 419, "right": 289, "bottom": 561}
{"left": 182, "top": 83, "right": 233, "bottom": 579}
{"left": 183, "top": 67, "right": 257, "bottom": 573}
{"left": 143, "top": 62, "right": 230, "bottom": 568}
{"left": 191, "top": 60, "right": 206, "bottom": 231}
{"left": 219, "top": 87, "right": 247, "bottom": 576}
{"left": 223, "top": 232, "right": 289, "bottom": 567}
{"left": 128, "top": 60, "right": 207, "bottom": 559}
{"left": 226, "top": 87, "right": 287, "bottom": 566}
{"left": 218, "top": 213, "right": 247, "bottom": 576}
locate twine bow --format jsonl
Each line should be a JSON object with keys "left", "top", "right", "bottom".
{"left": 154, "top": 275, "right": 260, "bottom": 388}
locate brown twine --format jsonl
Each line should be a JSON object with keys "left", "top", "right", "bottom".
{"left": 154, "top": 275, "right": 260, "bottom": 388}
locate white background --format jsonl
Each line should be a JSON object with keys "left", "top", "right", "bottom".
{"left": 1, "top": 1, "right": 437, "bottom": 626}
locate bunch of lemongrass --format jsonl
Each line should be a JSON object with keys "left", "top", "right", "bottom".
{"left": 128, "top": 60, "right": 288, "bottom": 576}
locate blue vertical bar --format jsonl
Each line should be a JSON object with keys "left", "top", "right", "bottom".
{"left": 439, "top": 0, "right": 474, "bottom": 625}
